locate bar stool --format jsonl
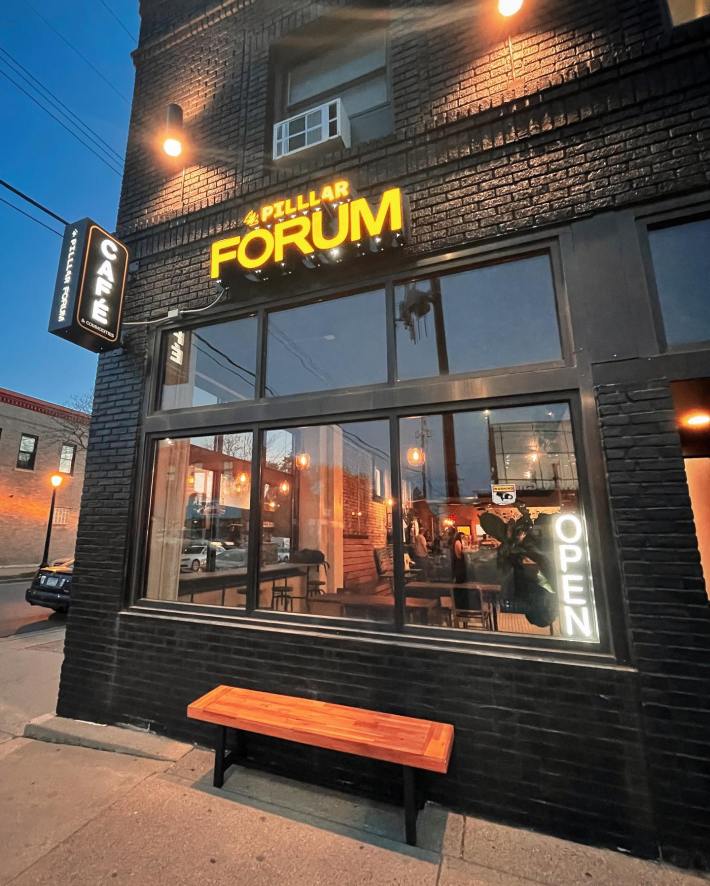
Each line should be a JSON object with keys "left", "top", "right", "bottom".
{"left": 271, "top": 584, "right": 294, "bottom": 611}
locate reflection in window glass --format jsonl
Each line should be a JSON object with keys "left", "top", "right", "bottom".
{"left": 258, "top": 420, "right": 393, "bottom": 621}
{"left": 144, "top": 432, "right": 253, "bottom": 608}
{"left": 17, "top": 434, "right": 38, "bottom": 470}
{"left": 266, "top": 291, "right": 387, "bottom": 396}
{"left": 160, "top": 316, "right": 258, "bottom": 410}
{"left": 59, "top": 444, "right": 76, "bottom": 475}
{"left": 395, "top": 255, "right": 561, "bottom": 381}
{"left": 399, "top": 403, "right": 598, "bottom": 642}
{"left": 648, "top": 218, "right": 710, "bottom": 346}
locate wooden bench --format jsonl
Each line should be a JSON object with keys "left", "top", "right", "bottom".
{"left": 187, "top": 685, "right": 454, "bottom": 846}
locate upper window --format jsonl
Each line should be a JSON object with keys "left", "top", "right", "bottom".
{"left": 275, "top": 25, "right": 392, "bottom": 156}
{"left": 395, "top": 254, "right": 562, "bottom": 381}
{"left": 17, "top": 434, "right": 38, "bottom": 470}
{"left": 667, "top": 0, "right": 710, "bottom": 25}
{"left": 59, "top": 444, "right": 76, "bottom": 475}
{"left": 648, "top": 217, "right": 710, "bottom": 347}
{"left": 265, "top": 289, "right": 387, "bottom": 397}
{"left": 160, "top": 315, "right": 258, "bottom": 410}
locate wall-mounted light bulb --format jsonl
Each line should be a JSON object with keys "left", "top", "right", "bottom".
{"left": 498, "top": 0, "right": 523, "bottom": 16}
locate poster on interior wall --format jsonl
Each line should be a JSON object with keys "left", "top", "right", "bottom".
{"left": 491, "top": 483, "right": 516, "bottom": 505}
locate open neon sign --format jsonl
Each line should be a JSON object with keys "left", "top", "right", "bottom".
{"left": 554, "top": 513, "right": 599, "bottom": 642}
{"left": 210, "top": 180, "right": 406, "bottom": 282}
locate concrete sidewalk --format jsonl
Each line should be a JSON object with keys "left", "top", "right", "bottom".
{"left": 1, "top": 630, "right": 708, "bottom": 885}
{"left": 1, "top": 734, "right": 708, "bottom": 886}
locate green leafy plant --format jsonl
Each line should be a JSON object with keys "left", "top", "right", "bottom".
{"left": 479, "top": 503, "right": 558, "bottom": 627}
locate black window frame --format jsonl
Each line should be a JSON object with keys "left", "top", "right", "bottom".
{"left": 129, "top": 236, "right": 623, "bottom": 662}
{"left": 637, "top": 204, "right": 710, "bottom": 356}
{"left": 16, "top": 433, "right": 38, "bottom": 471}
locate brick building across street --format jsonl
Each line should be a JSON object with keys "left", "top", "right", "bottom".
{"left": 57, "top": 0, "right": 710, "bottom": 871}
{"left": 0, "top": 388, "right": 88, "bottom": 567}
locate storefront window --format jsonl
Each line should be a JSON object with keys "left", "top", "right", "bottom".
{"left": 399, "top": 403, "right": 598, "bottom": 641}
{"left": 258, "top": 419, "right": 394, "bottom": 621}
{"left": 160, "top": 315, "right": 258, "bottom": 410}
{"left": 648, "top": 217, "right": 710, "bottom": 347}
{"left": 395, "top": 255, "right": 561, "bottom": 381}
{"left": 265, "top": 289, "right": 387, "bottom": 396}
{"left": 144, "top": 432, "right": 253, "bottom": 607}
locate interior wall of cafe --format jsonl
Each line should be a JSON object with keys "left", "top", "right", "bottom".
{"left": 57, "top": 0, "right": 710, "bottom": 872}
{"left": 685, "top": 458, "right": 710, "bottom": 595}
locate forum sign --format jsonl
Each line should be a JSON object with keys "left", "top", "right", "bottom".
{"left": 210, "top": 180, "right": 407, "bottom": 283}
{"left": 49, "top": 219, "right": 128, "bottom": 353}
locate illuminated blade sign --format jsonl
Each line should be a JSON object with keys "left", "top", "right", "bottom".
{"left": 210, "top": 179, "right": 407, "bottom": 282}
{"left": 49, "top": 219, "right": 128, "bottom": 353}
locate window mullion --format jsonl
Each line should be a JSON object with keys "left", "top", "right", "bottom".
{"left": 245, "top": 427, "right": 263, "bottom": 613}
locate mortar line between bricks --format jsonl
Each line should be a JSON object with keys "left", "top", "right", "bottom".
{"left": 4, "top": 754, "right": 170, "bottom": 886}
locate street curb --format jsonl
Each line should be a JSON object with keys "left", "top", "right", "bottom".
{"left": 23, "top": 714, "right": 193, "bottom": 762}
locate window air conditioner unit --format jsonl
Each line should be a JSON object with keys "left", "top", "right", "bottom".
{"left": 273, "top": 98, "right": 351, "bottom": 160}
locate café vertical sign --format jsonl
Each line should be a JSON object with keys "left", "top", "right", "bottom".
{"left": 49, "top": 219, "right": 128, "bottom": 352}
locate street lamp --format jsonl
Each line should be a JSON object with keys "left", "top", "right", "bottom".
{"left": 40, "top": 474, "right": 63, "bottom": 568}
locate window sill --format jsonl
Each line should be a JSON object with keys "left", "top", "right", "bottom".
{"left": 124, "top": 599, "right": 622, "bottom": 667}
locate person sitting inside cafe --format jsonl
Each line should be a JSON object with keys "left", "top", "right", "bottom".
{"left": 413, "top": 528, "right": 429, "bottom": 575}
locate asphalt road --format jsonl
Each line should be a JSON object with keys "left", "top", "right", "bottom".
{"left": 0, "top": 579, "right": 66, "bottom": 639}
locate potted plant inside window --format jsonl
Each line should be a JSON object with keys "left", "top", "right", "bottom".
{"left": 479, "top": 503, "right": 558, "bottom": 628}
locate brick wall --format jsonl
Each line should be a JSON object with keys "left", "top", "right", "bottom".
{"left": 0, "top": 398, "right": 87, "bottom": 566}
{"left": 58, "top": 0, "right": 710, "bottom": 871}
{"left": 596, "top": 377, "right": 710, "bottom": 869}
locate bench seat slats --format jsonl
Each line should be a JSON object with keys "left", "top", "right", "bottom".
{"left": 188, "top": 686, "right": 453, "bottom": 774}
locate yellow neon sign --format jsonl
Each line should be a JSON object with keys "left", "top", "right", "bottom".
{"left": 210, "top": 181, "right": 405, "bottom": 279}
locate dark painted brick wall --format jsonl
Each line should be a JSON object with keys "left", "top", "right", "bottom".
{"left": 58, "top": 0, "right": 710, "bottom": 871}
{"left": 596, "top": 377, "right": 710, "bottom": 869}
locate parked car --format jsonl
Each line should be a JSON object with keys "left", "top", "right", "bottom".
{"left": 26, "top": 560, "right": 74, "bottom": 613}
{"left": 180, "top": 542, "right": 225, "bottom": 572}
{"left": 214, "top": 546, "right": 249, "bottom": 571}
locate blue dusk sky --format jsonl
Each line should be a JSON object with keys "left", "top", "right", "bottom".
{"left": 0, "top": 1, "right": 140, "bottom": 408}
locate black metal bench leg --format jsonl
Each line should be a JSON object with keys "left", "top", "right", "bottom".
{"left": 214, "top": 726, "right": 246, "bottom": 789}
{"left": 214, "top": 724, "right": 227, "bottom": 788}
{"left": 403, "top": 765, "right": 417, "bottom": 846}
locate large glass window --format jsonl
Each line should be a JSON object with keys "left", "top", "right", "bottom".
{"left": 648, "top": 218, "right": 710, "bottom": 347}
{"left": 144, "top": 432, "right": 253, "bottom": 608}
{"left": 266, "top": 290, "right": 387, "bottom": 396}
{"left": 160, "top": 316, "right": 258, "bottom": 410}
{"left": 258, "top": 419, "right": 394, "bottom": 621}
{"left": 395, "top": 255, "right": 562, "bottom": 381}
{"left": 399, "top": 403, "right": 598, "bottom": 642}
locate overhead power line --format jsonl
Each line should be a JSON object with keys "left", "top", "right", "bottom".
{"left": 0, "top": 45, "right": 124, "bottom": 165}
{"left": 0, "top": 178, "right": 68, "bottom": 225}
{"left": 27, "top": 2, "right": 130, "bottom": 104}
{"left": 0, "top": 196, "right": 62, "bottom": 237}
{"left": 96, "top": 0, "right": 138, "bottom": 43}
{"left": 0, "top": 68, "right": 122, "bottom": 176}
